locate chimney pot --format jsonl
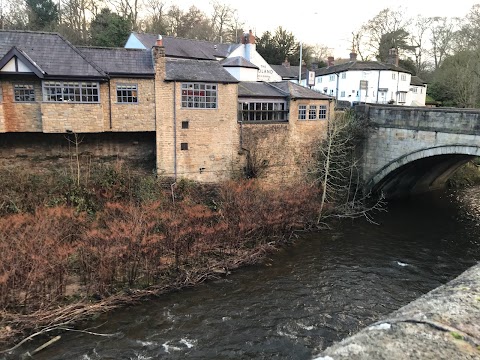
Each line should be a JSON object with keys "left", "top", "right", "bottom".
{"left": 282, "top": 58, "right": 290, "bottom": 68}
{"left": 156, "top": 35, "right": 163, "bottom": 47}
{"left": 327, "top": 56, "right": 334, "bottom": 67}
{"left": 349, "top": 52, "right": 357, "bottom": 61}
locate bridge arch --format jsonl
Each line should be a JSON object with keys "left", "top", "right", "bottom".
{"left": 366, "top": 145, "right": 480, "bottom": 197}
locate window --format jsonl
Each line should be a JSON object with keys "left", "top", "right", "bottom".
{"left": 340, "top": 91, "right": 345, "bottom": 97}
{"left": 182, "top": 121, "right": 189, "bottom": 129}
{"left": 401, "top": 74, "right": 407, "bottom": 81}
{"left": 341, "top": 72, "right": 346, "bottom": 79}
{"left": 14, "top": 84, "right": 35, "bottom": 102}
{"left": 181, "top": 83, "right": 217, "bottom": 109}
{"left": 298, "top": 105, "right": 306, "bottom": 120}
{"left": 330, "top": 89, "right": 334, "bottom": 95}
{"left": 319, "top": 105, "right": 327, "bottom": 119}
{"left": 318, "top": 77, "right": 322, "bottom": 83}
{"left": 329, "top": 75, "right": 335, "bottom": 81}
{"left": 412, "top": 87, "right": 418, "bottom": 93}
{"left": 239, "top": 101, "right": 288, "bottom": 122}
{"left": 181, "top": 143, "right": 188, "bottom": 150}
{"left": 308, "top": 105, "right": 317, "bottom": 119}
{"left": 43, "top": 81, "right": 99, "bottom": 102}
{"left": 398, "top": 92, "right": 407, "bottom": 103}
{"left": 392, "top": 73, "right": 396, "bottom": 80}
{"left": 116, "top": 84, "right": 138, "bottom": 103}
{"left": 0, "top": 86, "right": 3, "bottom": 102}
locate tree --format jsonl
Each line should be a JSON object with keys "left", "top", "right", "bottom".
{"left": 108, "top": 0, "right": 142, "bottom": 30}
{"left": 90, "top": 8, "right": 131, "bottom": 47}
{"left": 429, "top": 17, "right": 458, "bottom": 70}
{"left": 377, "top": 29, "right": 415, "bottom": 62}
{"left": 167, "top": 5, "right": 212, "bottom": 40}
{"left": 143, "top": 0, "right": 168, "bottom": 35}
{"left": 26, "top": 0, "right": 59, "bottom": 31}
{"left": 257, "top": 27, "right": 302, "bottom": 65}
{"left": 2, "top": 0, "right": 29, "bottom": 29}
{"left": 408, "top": 15, "right": 433, "bottom": 75}
{"left": 58, "top": 0, "right": 98, "bottom": 45}
{"left": 361, "top": 7, "right": 411, "bottom": 59}
{"left": 210, "top": 0, "right": 238, "bottom": 42}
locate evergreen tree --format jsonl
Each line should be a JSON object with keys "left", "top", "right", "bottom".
{"left": 90, "top": 8, "right": 131, "bottom": 47}
{"left": 25, "top": 0, "right": 59, "bottom": 31}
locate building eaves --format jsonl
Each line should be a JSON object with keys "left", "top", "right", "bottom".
{"left": 0, "top": 46, "right": 46, "bottom": 78}
{"left": 221, "top": 56, "right": 259, "bottom": 69}
{"left": 238, "top": 81, "right": 287, "bottom": 98}
{"left": 314, "top": 61, "right": 412, "bottom": 76}
{"left": 270, "top": 81, "right": 332, "bottom": 100}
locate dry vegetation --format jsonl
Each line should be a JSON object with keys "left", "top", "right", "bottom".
{"left": 0, "top": 166, "right": 322, "bottom": 349}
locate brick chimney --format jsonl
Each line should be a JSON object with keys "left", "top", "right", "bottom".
{"left": 153, "top": 34, "right": 166, "bottom": 79}
{"left": 386, "top": 48, "right": 399, "bottom": 67}
{"left": 349, "top": 52, "right": 357, "bottom": 62}
{"left": 241, "top": 30, "right": 255, "bottom": 45}
{"left": 327, "top": 56, "right": 334, "bottom": 67}
{"left": 282, "top": 58, "right": 290, "bottom": 68}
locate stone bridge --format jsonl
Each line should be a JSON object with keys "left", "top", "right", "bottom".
{"left": 356, "top": 104, "right": 480, "bottom": 198}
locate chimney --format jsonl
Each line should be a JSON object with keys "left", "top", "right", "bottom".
{"left": 386, "top": 48, "right": 399, "bottom": 67}
{"left": 327, "top": 56, "right": 334, "bottom": 67}
{"left": 282, "top": 58, "right": 290, "bottom": 68}
{"left": 349, "top": 52, "right": 357, "bottom": 62}
{"left": 156, "top": 34, "right": 163, "bottom": 47}
{"left": 241, "top": 30, "right": 255, "bottom": 45}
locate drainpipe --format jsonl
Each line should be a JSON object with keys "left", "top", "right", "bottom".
{"left": 173, "top": 81, "right": 177, "bottom": 180}
{"left": 376, "top": 70, "right": 381, "bottom": 104}
{"left": 335, "top": 73, "right": 339, "bottom": 104}
{"left": 396, "top": 72, "right": 400, "bottom": 105}
{"left": 108, "top": 79, "right": 112, "bottom": 129}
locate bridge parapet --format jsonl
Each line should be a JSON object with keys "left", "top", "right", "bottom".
{"left": 356, "top": 104, "right": 480, "bottom": 135}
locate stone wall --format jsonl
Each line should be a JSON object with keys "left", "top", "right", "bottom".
{"left": 0, "top": 132, "right": 156, "bottom": 172}
{"left": 0, "top": 79, "right": 42, "bottom": 132}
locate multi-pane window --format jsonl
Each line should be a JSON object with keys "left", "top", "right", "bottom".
{"left": 401, "top": 74, "right": 407, "bottom": 81}
{"left": 341, "top": 72, "right": 346, "bottom": 79}
{"left": 43, "top": 81, "right": 99, "bottom": 102}
{"left": 319, "top": 105, "right": 327, "bottom": 119}
{"left": 14, "top": 84, "right": 35, "bottom": 102}
{"left": 329, "top": 75, "right": 335, "bottom": 81}
{"left": 308, "top": 105, "right": 317, "bottom": 119}
{"left": 398, "top": 92, "right": 407, "bottom": 103}
{"left": 0, "top": 86, "right": 3, "bottom": 102}
{"left": 392, "top": 73, "right": 396, "bottom": 80}
{"left": 340, "top": 91, "right": 345, "bottom": 97}
{"left": 116, "top": 84, "right": 138, "bottom": 103}
{"left": 298, "top": 105, "right": 307, "bottom": 120}
{"left": 239, "top": 101, "right": 288, "bottom": 122}
{"left": 181, "top": 83, "right": 217, "bottom": 109}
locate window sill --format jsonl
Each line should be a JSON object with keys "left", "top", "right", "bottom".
{"left": 238, "top": 120, "right": 288, "bottom": 124}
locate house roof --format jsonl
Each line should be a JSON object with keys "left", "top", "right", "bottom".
{"left": 79, "top": 47, "right": 154, "bottom": 76}
{"left": 0, "top": 30, "right": 106, "bottom": 78}
{"left": 238, "top": 81, "right": 332, "bottom": 100}
{"left": 131, "top": 32, "right": 240, "bottom": 60}
{"left": 238, "top": 82, "right": 287, "bottom": 98}
{"left": 270, "top": 64, "right": 299, "bottom": 80}
{"left": 221, "top": 56, "right": 258, "bottom": 69}
{"left": 270, "top": 81, "right": 333, "bottom": 100}
{"left": 165, "top": 58, "right": 238, "bottom": 83}
{"left": 411, "top": 75, "right": 427, "bottom": 86}
{"left": 314, "top": 61, "right": 411, "bottom": 76}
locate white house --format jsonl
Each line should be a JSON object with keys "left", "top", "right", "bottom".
{"left": 302, "top": 50, "right": 427, "bottom": 106}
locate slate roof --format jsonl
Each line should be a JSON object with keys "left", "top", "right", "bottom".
{"left": 270, "top": 81, "right": 333, "bottom": 100}
{"left": 132, "top": 33, "right": 240, "bottom": 60}
{"left": 221, "top": 56, "right": 258, "bottom": 69}
{"left": 411, "top": 75, "right": 427, "bottom": 86}
{"left": 238, "top": 81, "right": 332, "bottom": 100}
{"left": 79, "top": 47, "right": 154, "bottom": 76}
{"left": 270, "top": 64, "right": 299, "bottom": 80}
{"left": 165, "top": 58, "right": 238, "bottom": 83}
{"left": 238, "top": 82, "right": 287, "bottom": 98}
{"left": 0, "top": 30, "right": 106, "bottom": 78}
{"left": 314, "top": 61, "right": 411, "bottom": 76}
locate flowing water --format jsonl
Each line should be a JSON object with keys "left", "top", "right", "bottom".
{"left": 11, "top": 187, "right": 480, "bottom": 359}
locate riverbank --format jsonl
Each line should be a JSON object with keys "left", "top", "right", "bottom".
{"left": 0, "top": 166, "right": 324, "bottom": 351}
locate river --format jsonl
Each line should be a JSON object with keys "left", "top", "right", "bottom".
{"left": 13, "top": 187, "right": 480, "bottom": 359}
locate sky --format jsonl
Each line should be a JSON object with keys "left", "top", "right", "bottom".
{"left": 174, "top": 0, "right": 480, "bottom": 57}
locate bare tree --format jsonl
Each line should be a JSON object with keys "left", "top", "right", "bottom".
{"left": 429, "top": 16, "right": 459, "bottom": 70}
{"left": 408, "top": 15, "right": 433, "bottom": 74}
{"left": 143, "top": 0, "right": 167, "bottom": 34}
{"left": 350, "top": 29, "right": 370, "bottom": 60}
{"left": 109, "top": 0, "right": 142, "bottom": 30}
{"left": 210, "top": 0, "right": 235, "bottom": 42}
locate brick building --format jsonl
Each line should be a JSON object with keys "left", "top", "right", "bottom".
{"left": 0, "top": 30, "right": 332, "bottom": 183}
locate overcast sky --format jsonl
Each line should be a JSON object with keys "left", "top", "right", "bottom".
{"left": 176, "top": 0, "right": 479, "bottom": 57}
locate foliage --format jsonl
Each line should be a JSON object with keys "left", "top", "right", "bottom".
{"left": 257, "top": 27, "right": 308, "bottom": 66}
{"left": 90, "top": 8, "right": 131, "bottom": 47}
{"left": 25, "top": 0, "right": 59, "bottom": 31}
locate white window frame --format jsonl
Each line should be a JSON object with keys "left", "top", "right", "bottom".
{"left": 181, "top": 83, "right": 217, "bottom": 109}
{"left": 43, "top": 81, "right": 100, "bottom": 103}
{"left": 319, "top": 105, "right": 327, "bottom": 119}
{"left": 329, "top": 75, "right": 335, "bottom": 82}
{"left": 116, "top": 84, "right": 138, "bottom": 103}
{"left": 341, "top": 72, "right": 346, "bottom": 79}
{"left": 398, "top": 91, "right": 407, "bottom": 103}
{"left": 401, "top": 74, "right": 407, "bottom": 81}
{"left": 340, "top": 91, "right": 345, "bottom": 97}
{"left": 392, "top": 73, "right": 396, "bottom": 80}
{"left": 298, "top": 105, "right": 307, "bottom": 120}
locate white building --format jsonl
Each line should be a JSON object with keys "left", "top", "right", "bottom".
{"left": 302, "top": 50, "right": 427, "bottom": 106}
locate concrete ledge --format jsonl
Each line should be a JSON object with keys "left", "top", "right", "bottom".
{"left": 314, "top": 263, "right": 480, "bottom": 360}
